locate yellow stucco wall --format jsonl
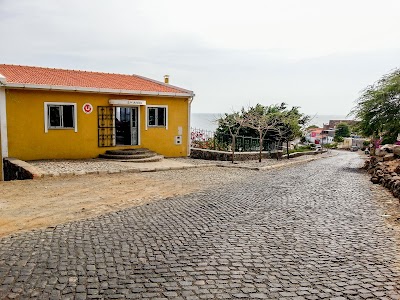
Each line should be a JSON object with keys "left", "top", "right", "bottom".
{"left": 6, "top": 89, "right": 190, "bottom": 160}
{"left": 0, "top": 129, "right": 2, "bottom": 180}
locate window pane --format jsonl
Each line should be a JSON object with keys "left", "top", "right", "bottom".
{"left": 49, "top": 106, "right": 61, "bottom": 127}
{"left": 63, "top": 105, "right": 74, "bottom": 128}
{"left": 157, "top": 107, "right": 165, "bottom": 126}
{"left": 148, "top": 108, "right": 156, "bottom": 126}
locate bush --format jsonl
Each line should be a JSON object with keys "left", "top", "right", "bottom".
{"left": 334, "top": 136, "right": 344, "bottom": 143}
{"left": 288, "top": 145, "right": 312, "bottom": 154}
{"left": 324, "top": 143, "right": 338, "bottom": 149}
{"left": 192, "top": 138, "right": 229, "bottom": 151}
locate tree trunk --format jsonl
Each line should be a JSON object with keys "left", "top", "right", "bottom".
{"left": 231, "top": 136, "right": 235, "bottom": 163}
{"left": 276, "top": 141, "right": 280, "bottom": 160}
{"left": 259, "top": 133, "right": 263, "bottom": 162}
{"left": 287, "top": 140, "right": 289, "bottom": 159}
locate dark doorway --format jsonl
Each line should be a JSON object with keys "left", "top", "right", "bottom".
{"left": 115, "top": 107, "right": 138, "bottom": 145}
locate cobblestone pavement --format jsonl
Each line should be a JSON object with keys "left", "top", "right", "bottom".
{"left": 1, "top": 151, "right": 399, "bottom": 299}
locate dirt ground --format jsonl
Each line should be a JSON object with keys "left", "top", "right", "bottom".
{"left": 0, "top": 172, "right": 198, "bottom": 237}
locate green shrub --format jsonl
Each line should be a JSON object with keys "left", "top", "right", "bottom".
{"left": 288, "top": 145, "right": 312, "bottom": 154}
{"left": 324, "top": 143, "right": 338, "bottom": 149}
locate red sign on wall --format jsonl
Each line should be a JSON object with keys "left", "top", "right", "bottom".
{"left": 82, "top": 103, "right": 93, "bottom": 114}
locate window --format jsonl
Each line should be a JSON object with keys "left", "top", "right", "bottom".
{"left": 147, "top": 106, "right": 167, "bottom": 127}
{"left": 45, "top": 102, "right": 77, "bottom": 132}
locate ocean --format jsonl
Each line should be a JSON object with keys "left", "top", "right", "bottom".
{"left": 191, "top": 113, "right": 222, "bottom": 131}
{"left": 191, "top": 113, "right": 352, "bottom": 132}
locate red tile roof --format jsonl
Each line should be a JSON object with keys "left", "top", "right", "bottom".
{"left": 0, "top": 64, "right": 192, "bottom": 95}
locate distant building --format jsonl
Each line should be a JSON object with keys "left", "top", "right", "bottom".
{"left": 323, "top": 120, "right": 358, "bottom": 130}
{"left": 306, "top": 127, "right": 334, "bottom": 144}
{"left": 321, "top": 129, "right": 335, "bottom": 144}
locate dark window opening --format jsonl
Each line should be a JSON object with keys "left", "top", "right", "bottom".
{"left": 48, "top": 104, "right": 75, "bottom": 129}
{"left": 147, "top": 107, "right": 166, "bottom": 127}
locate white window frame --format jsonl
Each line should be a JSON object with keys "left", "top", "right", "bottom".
{"left": 44, "top": 102, "right": 78, "bottom": 133}
{"left": 146, "top": 105, "right": 168, "bottom": 130}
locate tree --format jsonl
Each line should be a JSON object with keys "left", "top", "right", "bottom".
{"left": 243, "top": 104, "right": 282, "bottom": 162}
{"left": 306, "top": 125, "right": 319, "bottom": 130}
{"left": 334, "top": 122, "right": 350, "bottom": 142}
{"left": 351, "top": 68, "right": 400, "bottom": 143}
{"left": 334, "top": 135, "right": 344, "bottom": 143}
{"left": 276, "top": 107, "right": 309, "bottom": 159}
{"left": 217, "top": 111, "right": 246, "bottom": 163}
{"left": 216, "top": 103, "right": 309, "bottom": 162}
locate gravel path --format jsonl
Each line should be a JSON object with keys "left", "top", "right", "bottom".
{"left": 1, "top": 151, "right": 399, "bottom": 299}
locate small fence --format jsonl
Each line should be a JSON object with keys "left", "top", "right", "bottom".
{"left": 190, "top": 127, "right": 282, "bottom": 152}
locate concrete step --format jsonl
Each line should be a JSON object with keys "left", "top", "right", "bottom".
{"left": 119, "top": 155, "right": 164, "bottom": 163}
{"left": 105, "top": 148, "right": 153, "bottom": 155}
{"left": 99, "top": 153, "right": 158, "bottom": 160}
{"left": 100, "top": 148, "right": 162, "bottom": 162}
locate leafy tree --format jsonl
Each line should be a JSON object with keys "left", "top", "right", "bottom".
{"left": 351, "top": 68, "right": 400, "bottom": 143}
{"left": 243, "top": 104, "right": 282, "bottom": 162}
{"left": 216, "top": 103, "right": 309, "bottom": 162}
{"left": 334, "top": 122, "right": 350, "bottom": 141}
{"left": 306, "top": 125, "right": 319, "bottom": 130}
{"left": 276, "top": 107, "right": 309, "bottom": 159}
{"left": 334, "top": 135, "right": 344, "bottom": 143}
{"left": 217, "top": 111, "right": 246, "bottom": 163}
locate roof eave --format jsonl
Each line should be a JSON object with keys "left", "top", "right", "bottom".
{"left": 0, "top": 73, "right": 6, "bottom": 85}
{"left": 4, "top": 83, "right": 194, "bottom": 97}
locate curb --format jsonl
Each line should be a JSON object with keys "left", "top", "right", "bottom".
{"left": 214, "top": 154, "right": 336, "bottom": 171}
{"left": 12, "top": 154, "right": 335, "bottom": 180}
{"left": 36, "top": 162, "right": 219, "bottom": 178}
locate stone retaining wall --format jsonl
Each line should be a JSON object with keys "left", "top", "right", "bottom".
{"left": 364, "top": 156, "right": 400, "bottom": 200}
{"left": 3, "top": 158, "right": 43, "bottom": 181}
{"left": 190, "top": 148, "right": 323, "bottom": 161}
{"left": 190, "top": 148, "right": 281, "bottom": 161}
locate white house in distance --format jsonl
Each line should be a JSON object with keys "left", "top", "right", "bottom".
{"left": 305, "top": 128, "right": 334, "bottom": 144}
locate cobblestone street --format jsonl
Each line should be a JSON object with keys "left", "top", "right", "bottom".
{"left": 0, "top": 151, "right": 399, "bottom": 299}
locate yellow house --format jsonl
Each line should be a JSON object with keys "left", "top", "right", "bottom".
{"left": 0, "top": 64, "right": 194, "bottom": 179}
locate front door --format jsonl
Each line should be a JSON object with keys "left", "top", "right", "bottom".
{"left": 115, "top": 107, "right": 139, "bottom": 146}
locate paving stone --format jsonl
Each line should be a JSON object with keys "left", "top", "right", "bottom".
{"left": 0, "top": 152, "right": 399, "bottom": 298}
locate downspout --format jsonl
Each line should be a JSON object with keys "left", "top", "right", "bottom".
{"left": 0, "top": 75, "right": 8, "bottom": 180}
{"left": 187, "top": 95, "right": 194, "bottom": 157}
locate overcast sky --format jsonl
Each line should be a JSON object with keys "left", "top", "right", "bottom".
{"left": 1, "top": 0, "right": 400, "bottom": 115}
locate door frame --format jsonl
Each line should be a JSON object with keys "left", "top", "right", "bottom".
{"left": 130, "top": 106, "right": 140, "bottom": 146}
{"left": 114, "top": 106, "right": 141, "bottom": 146}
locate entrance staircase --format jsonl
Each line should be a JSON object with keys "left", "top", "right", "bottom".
{"left": 99, "top": 148, "right": 163, "bottom": 162}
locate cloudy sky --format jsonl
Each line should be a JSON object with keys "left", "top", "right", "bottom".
{"left": 1, "top": 0, "right": 400, "bottom": 115}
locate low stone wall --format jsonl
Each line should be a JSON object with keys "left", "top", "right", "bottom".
{"left": 364, "top": 156, "right": 400, "bottom": 199}
{"left": 3, "top": 158, "right": 43, "bottom": 181}
{"left": 190, "top": 148, "right": 282, "bottom": 161}
{"left": 190, "top": 148, "right": 323, "bottom": 161}
{"left": 289, "top": 150, "right": 322, "bottom": 158}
